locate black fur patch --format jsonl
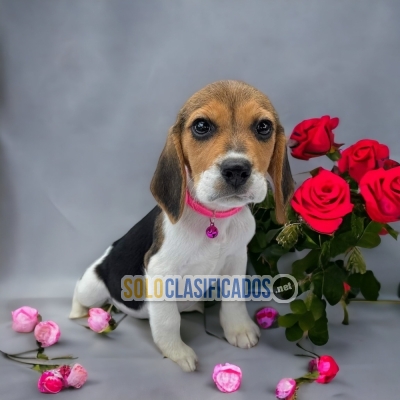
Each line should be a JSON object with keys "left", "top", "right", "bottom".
{"left": 95, "top": 206, "right": 162, "bottom": 310}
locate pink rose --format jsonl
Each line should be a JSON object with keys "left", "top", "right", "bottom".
{"left": 88, "top": 308, "right": 111, "bottom": 333}
{"left": 255, "top": 307, "right": 279, "bottom": 329}
{"left": 34, "top": 321, "right": 61, "bottom": 347}
{"left": 276, "top": 378, "right": 297, "bottom": 399}
{"left": 56, "top": 365, "right": 72, "bottom": 388}
{"left": 37, "top": 370, "right": 63, "bottom": 394}
{"left": 309, "top": 355, "right": 339, "bottom": 384}
{"left": 11, "top": 306, "right": 39, "bottom": 333}
{"left": 212, "top": 363, "right": 242, "bottom": 393}
{"left": 66, "top": 364, "right": 88, "bottom": 389}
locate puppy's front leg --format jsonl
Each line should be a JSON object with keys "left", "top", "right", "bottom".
{"left": 148, "top": 300, "right": 198, "bottom": 372}
{"left": 220, "top": 253, "right": 261, "bottom": 348}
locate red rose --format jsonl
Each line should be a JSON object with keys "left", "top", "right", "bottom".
{"left": 291, "top": 169, "right": 353, "bottom": 234}
{"left": 309, "top": 355, "right": 340, "bottom": 384}
{"left": 288, "top": 116, "right": 341, "bottom": 160}
{"left": 337, "top": 139, "right": 389, "bottom": 183}
{"left": 343, "top": 282, "right": 351, "bottom": 294}
{"left": 359, "top": 168, "right": 400, "bottom": 223}
{"left": 383, "top": 159, "right": 400, "bottom": 171}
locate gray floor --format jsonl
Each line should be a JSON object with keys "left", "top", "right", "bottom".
{"left": 1, "top": 1, "right": 400, "bottom": 399}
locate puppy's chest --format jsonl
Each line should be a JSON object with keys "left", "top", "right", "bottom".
{"left": 150, "top": 210, "right": 254, "bottom": 276}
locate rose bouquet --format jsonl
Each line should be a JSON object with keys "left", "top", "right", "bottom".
{"left": 249, "top": 116, "right": 400, "bottom": 345}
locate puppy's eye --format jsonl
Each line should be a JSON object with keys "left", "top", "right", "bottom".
{"left": 192, "top": 119, "right": 213, "bottom": 137}
{"left": 255, "top": 120, "right": 273, "bottom": 139}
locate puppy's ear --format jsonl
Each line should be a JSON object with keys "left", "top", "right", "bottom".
{"left": 150, "top": 126, "right": 186, "bottom": 224}
{"left": 268, "top": 125, "right": 294, "bottom": 224}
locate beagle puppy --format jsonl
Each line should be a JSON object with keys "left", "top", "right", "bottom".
{"left": 69, "top": 80, "right": 294, "bottom": 371}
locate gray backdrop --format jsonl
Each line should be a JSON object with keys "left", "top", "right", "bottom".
{"left": 0, "top": 1, "right": 400, "bottom": 399}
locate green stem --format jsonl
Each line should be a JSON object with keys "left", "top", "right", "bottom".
{"left": 295, "top": 342, "right": 320, "bottom": 358}
{"left": 341, "top": 299, "right": 349, "bottom": 325}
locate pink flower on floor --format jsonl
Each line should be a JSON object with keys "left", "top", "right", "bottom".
{"left": 88, "top": 308, "right": 112, "bottom": 333}
{"left": 213, "top": 363, "right": 242, "bottom": 393}
{"left": 37, "top": 370, "right": 63, "bottom": 394}
{"left": 56, "top": 365, "right": 72, "bottom": 388}
{"left": 276, "top": 378, "right": 297, "bottom": 399}
{"left": 309, "top": 355, "right": 340, "bottom": 383}
{"left": 66, "top": 364, "right": 88, "bottom": 389}
{"left": 34, "top": 321, "right": 61, "bottom": 347}
{"left": 255, "top": 307, "right": 279, "bottom": 329}
{"left": 11, "top": 306, "right": 39, "bottom": 333}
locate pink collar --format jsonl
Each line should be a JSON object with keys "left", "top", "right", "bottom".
{"left": 185, "top": 191, "right": 243, "bottom": 218}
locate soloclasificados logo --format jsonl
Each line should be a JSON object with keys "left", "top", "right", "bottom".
{"left": 121, "top": 275, "right": 298, "bottom": 303}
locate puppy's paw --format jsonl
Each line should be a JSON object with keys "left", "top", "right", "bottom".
{"left": 223, "top": 319, "right": 261, "bottom": 349}
{"left": 163, "top": 342, "right": 198, "bottom": 372}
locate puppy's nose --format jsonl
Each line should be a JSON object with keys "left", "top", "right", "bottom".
{"left": 221, "top": 159, "right": 252, "bottom": 188}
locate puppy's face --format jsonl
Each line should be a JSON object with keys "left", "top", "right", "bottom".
{"left": 151, "top": 81, "right": 293, "bottom": 223}
{"left": 181, "top": 93, "right": 279, "bottom": 209}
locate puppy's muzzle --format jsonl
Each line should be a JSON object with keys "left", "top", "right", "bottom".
{"left": 220, "top": 159, "right": 252, "bottom": 189}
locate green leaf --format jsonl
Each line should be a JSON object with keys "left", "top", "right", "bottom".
{"left": 302, "top": 371, "right": 321, "bottom": 380}
{"left": 326, "top": 149, "right": 341, "bottom": 161}
{"left": 262, "top": 244, "right": 290, "bottom": 276}
{"left": 32, "top": 364, "right": 60, "bottom": 373}
{"left": 285, "top": 323, "right": 304, "bottom": 342}
{"left": 347, "top": 272, "right": 363, "bottom": 288}
{"left": 248, "top": 237, "right": 262, "bottom": 253}
{"left": 299, "top": 311, "right": 315, "bottom": 331}
{"left": 248, "top": 253, "right": 272, "bottom": 276}
{"left": 384, "top": 224, "right": 399, "bottom": 240}
{"left": 351, "top": 214, "right": 365, "bottom": 239}
{"left": 308, "top": 316, "right": 329, "bottom": 346}
{"left": 357, "top": 232, "right": 381, "bottom": 249}
{"left": 278, "top": 313, "right": 299, "bottom": 328}
{"left": 256, "top": 231, "right": 267, "bottom": 248}
{"left": 290, "top": 299, "right": 307, "bottom": 314}
{"left": 292, "top": 250, "right": 321, "bottom": 280}
{"left": 346, "top": 247, "right": 367, "bottom": 274}
{"left": 360, "top": 270, "right": 381, "bottom": 301}
{"left": 37, "top": 352, "right": 48, "bottom": 360}
{"left": 323, "top": 265, "right": 345, "bottom": 306}
{"left": 305, "top": 294, "right": 326, "bottom": 320}
{"left": 364, "top": 221, "right": 384, "bottom": 235}
{"left": 311, "top": 271, "right": 323, "bottom": 298}
{"left": 319, "top": 241, "right": 331, "bottom": 267}
{"left": 330, "top": 231, "right": 358, "bottom": 258}
{"left": 265, "top": 228, "right": 283, "bottom": 244}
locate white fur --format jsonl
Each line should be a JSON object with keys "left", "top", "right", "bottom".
{"left": 146, "top": 204, "right": 260, "bottom": 371}
{"left": 69, "top": 247, "right": 112, "bottom": 319}
{"left": 194, "top": 151, "right": 268, "bottom": 209}
{"left": 71, "top": 153, "right": 265, "bottom": 371}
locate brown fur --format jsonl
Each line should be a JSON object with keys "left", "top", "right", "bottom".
{"left": 151, "top": 80, "right": 294, "bottom": 224}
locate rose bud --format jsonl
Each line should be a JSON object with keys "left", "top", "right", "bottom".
{"left": 66, "top": 364, "right": 88, "bottom": 389}
{"left": 37, "top": 370, "right": 64, "bottom": 394}
{"left": 360, "top": 168, "right": 400, "bottom": 224}
{"left": 310, "top": 355, "right": 340, "bottom": 384}
{"left": 255, "top": 307, "right": 279, "bottom": 329}
{"left": 34, "top": 321, "right": 61, "bottom": 348}
{"left": 212, "top": 363, "right": 242, "bottom": 393}
{"left": 291, "top": 169, "right": 353, "bottom": 234}
{"left": 11, "top": 306, "right": 39, "bottom": 333}
{"left": 343, "top": 282, "right": 351, "bottom": 294}
{"left": 88, "top": 308, "right": 112, "bottom": 333}
{"left": 275, "top": 378, "right": 297, "bottom": 399}
{"left": 338, "top": 139, "right": 389, "bottom": 183}
{"left": 55, "top": 365, "right": 72, "bottom": 388}
{"left": 288, "top": 115, "right": 341, "bottom": 161}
